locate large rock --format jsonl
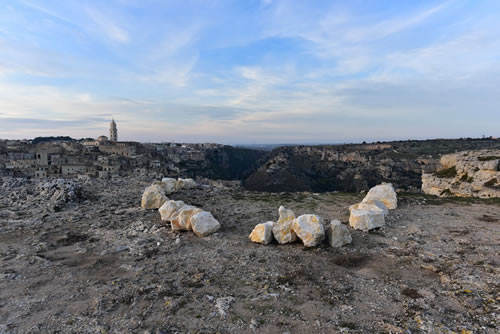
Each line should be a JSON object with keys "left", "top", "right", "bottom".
{"left": 292, "top": 214, "right": 325, "bottom": 247}
{"left": 325, "top": 220, "right": 352, "bottom": 247}
{"left": 158, "top": 200, "right": 185, "bottom": 221}
{"left": 249, "top": 221, "right": 274, "bottom": 245}
{"left": 176, "top": 178, "right": 197, "bottom": 191}
{"left": 191, "top": 211, "right": 221, "bottom": 237}
{"left": 349, "top": 201, "right": 388, "bottom": 216}
{"left": 141, "top": 184, "right": 168, "bottom": 209}
{"left": 349, "top": 208, "right": 385, "bottom": 232}
{"left": 272, "top": 206, "right": 297, "bottom": 244}
{"left": 361, "top": 183, "right": 397, "bottom": 209}
{"left": 422, "top": 149, "right": 500, "bottom": 198}
{"left": 170, "top": 205, "right": 202, "bottom": 231}
{"left": 161, "top": 178, "right": 177, "bottom": 194}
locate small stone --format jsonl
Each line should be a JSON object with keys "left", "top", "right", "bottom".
{"left": 249, "top": 221, "right": 274, "bottom": 245}
{"left": 158, "top": 200, "right": 185, "bottom": 221}
{"left": 325, "top": 220, "right": 352, "bottom": 247}
{"left": 292, "top": 214, "right": 325, "bottom": 247}
{"left": 349, "top": 208, "right": 385, "bottom": 232}
{"left": 170, "top": 205, "right": 202, "bottom": 231}
{"left": 191, "top": 211, "right": 221, "bottom": 237}
{"left": 272, "top": 206, "right": 296, "bottom": 244}
{"left": 361, "top": 183, "right": 397, "bottom": 209}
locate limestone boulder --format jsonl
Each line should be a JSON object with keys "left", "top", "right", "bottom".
{"left": 361, "top": 183, "right": 397, "bottom": 209}
{"left": 175, "top": 178, "right": 197, "bottom": 191}
{"left": 349, "top": 208, "right": 385, "bottom": 232}
{"left": 191, "top": 211, "right": 221, "bottom": 237}
{"left": 161, "top": 178, "right": 177, "bottom": 194}
{"left": 349, "top": 201, "right": 388, "bottom": 216}
{"left": 170, "top": 205, "right": 202, "bottom": 231}
{"left": 158, "top": 200, "right": 185, "bottom": 221}
{"left": 249, "top": 221, "right": 274, "bottom": 245}
{"left": 272, "top": 206, "right": 296, "bottom": 244}
{"left": 325, "top": 220, "right": 352, "bottom": 247}
{"left": 292, "top": 214, "right": 325, "bottom": 247}
{"left": 141, "top": 184, "right": 168, "bottom": 209}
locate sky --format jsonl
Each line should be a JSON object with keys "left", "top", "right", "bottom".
{"left": 0, "top": 0, "right": 499, "bottom": 144}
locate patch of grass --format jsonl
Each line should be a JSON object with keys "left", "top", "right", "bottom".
{"left": 434, "top": 166, "right": 457, "bottom": 178}
{"left": 478, "top": 156, "right": 500, "bottom": 161}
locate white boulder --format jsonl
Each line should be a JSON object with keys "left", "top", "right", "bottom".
{"left": 191, "top": 211, "right": 221, "bottom": 237}
{"left": 176, "top": 178, "right": 197, "bottom": 191}
{"left": 249, "top": 221, "right": 274, "bottom": 245}
{"left": 161, "top": 178, "right": 177, "bottom": 194}
{"left": 141, "top": 184, "right": 168, "bottom": 209}
{"left": 292, "top": 214, "right": 325, "bottom": 247}
{"left": 349, "top": 208, "right": 385, "bottom": 232}
{"left": 361, "top": 183, "right": 397, "bottom": 209}
{"left": 326, "top": 220, "right": 352, "bottom": 248}
{"left": 158, "top": 200, "right": 185, "bottom": 221}
{"left": 349, "top": 201, "right": 388, "bottom": 216}
{"left": 272, "top": 206, "right": 297, "bottom": 244}
{"left": 170, "top": 205, "right": 202, "bottom": 231}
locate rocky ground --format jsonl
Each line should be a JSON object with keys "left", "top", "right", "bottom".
{"left": 0, "top": 177, "right": 499, "bottom": 333}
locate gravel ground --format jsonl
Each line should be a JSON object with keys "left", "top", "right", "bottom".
{"left": 0, "top": 177, "right": 499, "bottom": 333}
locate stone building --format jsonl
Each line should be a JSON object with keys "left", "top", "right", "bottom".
{"left": 110, "top": 119, "right": 118, "bottom": 142}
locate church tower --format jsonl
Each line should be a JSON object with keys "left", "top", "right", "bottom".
{"left": 110, "top": 118, "right": 118, "bottom": 142}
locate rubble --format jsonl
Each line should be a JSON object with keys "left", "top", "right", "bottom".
{"left": 325, "top": 220, "right": 352, "bottom": 247}
{"left": 249, "top": 221, "right": 274, "bottom": 245}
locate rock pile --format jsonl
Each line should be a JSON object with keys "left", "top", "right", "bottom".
{"left": 140, "top": 178, "right": 220, "bottom": 237}
{"left": 141, "top": 178, "right": 198, "bottom": 209}
{"left": 349, "top": 183, "right": 397, "bottom": 232}
{"left": 158, "top": 200, "right": 220, "bottom": 237}
{"left": 422, "top": 150, "right": 500, "bottom": 198}
{"left": 249, "top": 206, "right": 351, "bottom": 248}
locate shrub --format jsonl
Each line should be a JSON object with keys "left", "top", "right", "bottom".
{"left": 434, "top": 166, "right": 457, "bottom": 178}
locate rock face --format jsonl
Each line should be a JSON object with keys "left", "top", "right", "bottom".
{"left": 249, "top": 221, "right": 274, "bottom": 245}
{"left": 326, "top": 220, "right": 352, "bottom": 248}
{"left": 292, "top": 214, "right": 325, "bottom": 247}
{"left": 361, "top": 183, "right": 397, "bottom": 209}
{"left": 422, "top": 150, "right": 500, "bottom": 198}
{"left": 158, "top": 200, "right": 185, "bottom": 221}
{"left": 272, "top": 206, "right": 297, "bottom": 244}
{"left": 171, "top": 205, "right": 202, "bottom": 231}
{"left": 191, "top": 211, "right": 221, "bottom": 237}
{"left": 141, "top": 184, "right": 168, "bottom": 209}
{"left": 349, "top": 208, "right": 385, "bottom": 232}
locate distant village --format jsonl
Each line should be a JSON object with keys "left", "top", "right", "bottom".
{"left": 0, "top": 120, "right": 224, "bottom": 181}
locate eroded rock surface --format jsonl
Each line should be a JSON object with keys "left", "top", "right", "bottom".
{"left": 191, "top": 211, "right": 220, "bottom": 237}
{"left": 249, "top": 221, "right": 274, "bottom": 245}
{"left": 141, "top": 184, "right": 168, "bottom": 209}
{"left": 349, "top": 208, "right": 385, "bottom": 232}
{"left": 326, "top": 220, "right": 352, "bottom": 248}
{"left": 272, "top": 206, "right": 296, "bottom": 244}
{"left": 292, "top": 214, "right": 325, "bottom": 247}
{"left": 361, "top": 183, "right": 397, "bottom": 209}
{"left": 171, "top": 205, "right": 202, "bottom": 231}
{"left": 158, "top": 200, "right": 185, "bottom": 221}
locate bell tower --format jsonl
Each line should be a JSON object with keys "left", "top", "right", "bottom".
{"left": 110, "top": 118, "right": 118, "bottom": 142}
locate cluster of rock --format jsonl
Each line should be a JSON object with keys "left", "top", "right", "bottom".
{"left": 348, "top": 183, "right": 397, "bottom": 232}
{"left": 141, "top": 178, "right": 197, "bottom": 209}
{"left": 422, "top": 150, "right": 500, "bottom": 198}
{"left": 249, "top": 206, "right": 352, "bottom": 248}
{"left": 35, "top": 179, "right": 84, "bottom": 204}
{"left": 140, "top": 178, "right": 221, "bottom": 237}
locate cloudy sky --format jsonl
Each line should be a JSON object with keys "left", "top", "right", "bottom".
{"left": 0, "top": 0, "right": 499, "bottom": 144}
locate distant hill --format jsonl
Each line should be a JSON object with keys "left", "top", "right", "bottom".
{"left": 32, "top": 136, "right": 75, "bottom": 144}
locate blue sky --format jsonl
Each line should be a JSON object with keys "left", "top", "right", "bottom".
{"left": 0, "top": 0, "right": 499, "bottom": 144}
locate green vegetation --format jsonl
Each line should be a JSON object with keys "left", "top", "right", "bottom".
{"left": 434, "top": 166, "right": 457, "bottom": 178}
{"left": 484, "top": 178, "right": 498, "bottom": 187}
{"left": 398, "top": 192, "right": 500, "bottom": 206}
{"left": 478, "top": 156, "right": 500, "bottom": 161}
